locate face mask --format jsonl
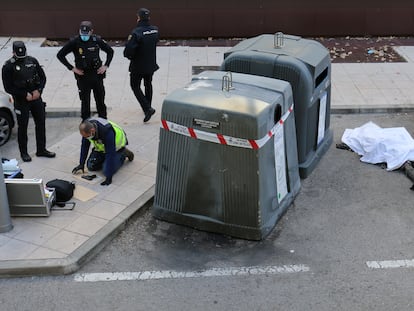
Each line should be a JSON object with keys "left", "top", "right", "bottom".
{"left": 86, "top": 134, "right": 94, "bottom": 140}
{"left": 80, "top": 35, "right": 90, "bottom": 42}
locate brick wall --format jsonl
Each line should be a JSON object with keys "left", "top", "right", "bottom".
{"left": 1, "top": 1, "right": 413, "bottom": 39}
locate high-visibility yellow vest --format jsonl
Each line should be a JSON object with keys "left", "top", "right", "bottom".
{"left": 89, "top": 120, "right": 127, "bottom": 152}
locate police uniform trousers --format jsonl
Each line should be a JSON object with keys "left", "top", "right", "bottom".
{"left": 76, "top": 73, "right": 107, "bottom": 120}
{"left": 130, "top": 72, "right": 153, "bottom": 113}
{"left": 86, "top": 148, "right": 126, "bottom": 176}
{"left": 14, "top": 98, "right": 46, "bottom": 155}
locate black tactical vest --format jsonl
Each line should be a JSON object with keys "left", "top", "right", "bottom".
{"left": 74, "top": 36, "right": 102, "bottom": 71}
{"left": 12, "top": 57, "right": 40, "bottom": 89}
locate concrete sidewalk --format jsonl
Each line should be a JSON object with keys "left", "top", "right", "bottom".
{"left": 1, "top": 37, "right": 414, "bottom": 277}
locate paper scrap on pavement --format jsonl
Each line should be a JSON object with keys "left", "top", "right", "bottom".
{"left": 73, "top": 184, "right": 98, "bottom": 202}
{"left": 341, "top": 121, "right": 414, "bottom": 170}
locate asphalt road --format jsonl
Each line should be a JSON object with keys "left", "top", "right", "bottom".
{"left": 80, "top": 112, "right": 414, "bottom": 271}
{"left": 1, "top": 112, "right": 414, "bottom": 311}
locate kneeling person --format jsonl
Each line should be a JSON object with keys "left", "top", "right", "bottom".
{"left": 72, "top": 117, "right": 134, "bottom": 185}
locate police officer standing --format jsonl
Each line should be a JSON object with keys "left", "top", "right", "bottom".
{"left": 71, "top": 117, "right": 134, "bottom": 186}
{"left": 124, "top": 8, "right": 159, "bottom": 123}
{"left": 2, "top": 41, "right": 55, "bottom": 162}
{"left": 57, "top": 21, "right": 114, "bottom": 120}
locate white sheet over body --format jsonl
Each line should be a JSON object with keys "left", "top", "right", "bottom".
{"left": 341, "top": 121, "right": 414, "bottom": 171}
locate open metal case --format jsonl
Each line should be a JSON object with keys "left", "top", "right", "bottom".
{"left": 4, "top": 178, "right": 55, "bottom": 216}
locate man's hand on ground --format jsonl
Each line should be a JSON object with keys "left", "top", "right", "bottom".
{"left": 72, "top": 164, "right": 84, "bottom": 174}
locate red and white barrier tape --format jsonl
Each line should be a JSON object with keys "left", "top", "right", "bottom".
{"left": 161, "top": 104, "right": 294, "bottom": 150}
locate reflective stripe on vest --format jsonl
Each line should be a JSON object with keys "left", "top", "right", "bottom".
{"left": 89, "top": 121, "right": 127, "bottom": 152}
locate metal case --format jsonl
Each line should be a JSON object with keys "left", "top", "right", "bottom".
{"left": 5, "top": 178, "right": 55, "bottom": 216}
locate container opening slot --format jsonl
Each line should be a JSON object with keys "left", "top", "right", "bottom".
{"left": 315, "top": 67, "right": 328, "bottom": 89}
{"left": 274, "top": 104, "right": 282, "bottom": 123}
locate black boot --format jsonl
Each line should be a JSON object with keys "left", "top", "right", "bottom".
{"left": 143, "top": 108, "right": 155, "bottom": 123}
{"left": 21, "top": 153, "right": 32, "bottom": 162}
{"left": 124, "top": 148, "right": 134, "bottom": 161}
{"left": 36, "top": 149, "right": 56, "bottom": 158}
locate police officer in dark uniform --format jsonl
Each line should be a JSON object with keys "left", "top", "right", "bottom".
{"left": 57, "top": 21, "right": 114, "bottom": 120}
{"left": 2, "top": 41, "right": 55, "bottom": 162}
{"left": 124, "top": 8, "right": 159, "bottom": 123}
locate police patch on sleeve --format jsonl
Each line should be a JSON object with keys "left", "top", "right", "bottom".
{"left": 127, "top": 35, "right": 132, "bottom": 41}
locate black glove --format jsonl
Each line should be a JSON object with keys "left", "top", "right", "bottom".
{"left": 72, "top": 164, "right": 84, "bottom": 174}
{"left": 100, "top": 177, "right": 112, "bottom": 186}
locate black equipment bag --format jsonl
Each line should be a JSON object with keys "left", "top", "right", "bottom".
{"left": 46, "top": 179, "right": 76, "bottom": 210}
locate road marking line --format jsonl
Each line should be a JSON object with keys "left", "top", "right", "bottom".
{"left": 73, "top": 264, "right": 310, "bottom": 283}
{"left": 366, "top": 259, "right": 414, "bottom": 269}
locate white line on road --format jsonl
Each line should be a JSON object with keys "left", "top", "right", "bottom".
{"left": 366, "top": 259, "right": 414, "bottom": 269}
{"left": 73, "top": 264, "right": 310, "bottom": 283}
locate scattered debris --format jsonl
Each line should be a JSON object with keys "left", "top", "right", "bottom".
{"left": 42, "top": 40, "right": 59, "bottom": 47}
{"left": 43, "top": 36, "right": 414, "bottom": 63}
{"left": 313, "top": 36, "right": 414, "bottom": 63}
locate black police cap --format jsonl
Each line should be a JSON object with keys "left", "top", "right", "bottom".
{"left": 137, "top": 8, "right": 150, "bottom": 21}
{"left": 80, "top": 21, "right": 93, "bottom": 35}
{"left": 12, "top": 41, "right": 27, "bottom": 58}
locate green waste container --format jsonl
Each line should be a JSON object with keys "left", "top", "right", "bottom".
{"left": 221, "top": 33, "right": 333, "bottom": 178}
{"left": 153, "top": 71, "right": 300, "bottom": 240}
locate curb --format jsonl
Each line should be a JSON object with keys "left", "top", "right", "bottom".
{"left": 45, "top": 107, "right": 113, "bottom": 118}
{"left": 47, "top": 107, "right": 414, "bottom": 119}
{"left": 331, "top": 107, "right": 414, "bottom": 114}
{"left": 45, "top": 109, "right": 80, "bottom": 118}
{"left": 0, "top": 186, "right": 154, "bottom": 278}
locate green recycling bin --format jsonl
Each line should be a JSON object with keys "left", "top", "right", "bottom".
{"left": 221, "top": 33, "right": 333, "bottom": 178}
{"left": 153, "top": 71, "right": 300, "bottom": 240}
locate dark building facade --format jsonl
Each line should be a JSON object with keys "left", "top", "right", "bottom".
{"left": 1, "top": 1, "right": 413, "bottom": 39}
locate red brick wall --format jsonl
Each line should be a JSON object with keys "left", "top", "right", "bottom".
{"left": 1, "top": 1, "right": 413, "bottom": 39}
